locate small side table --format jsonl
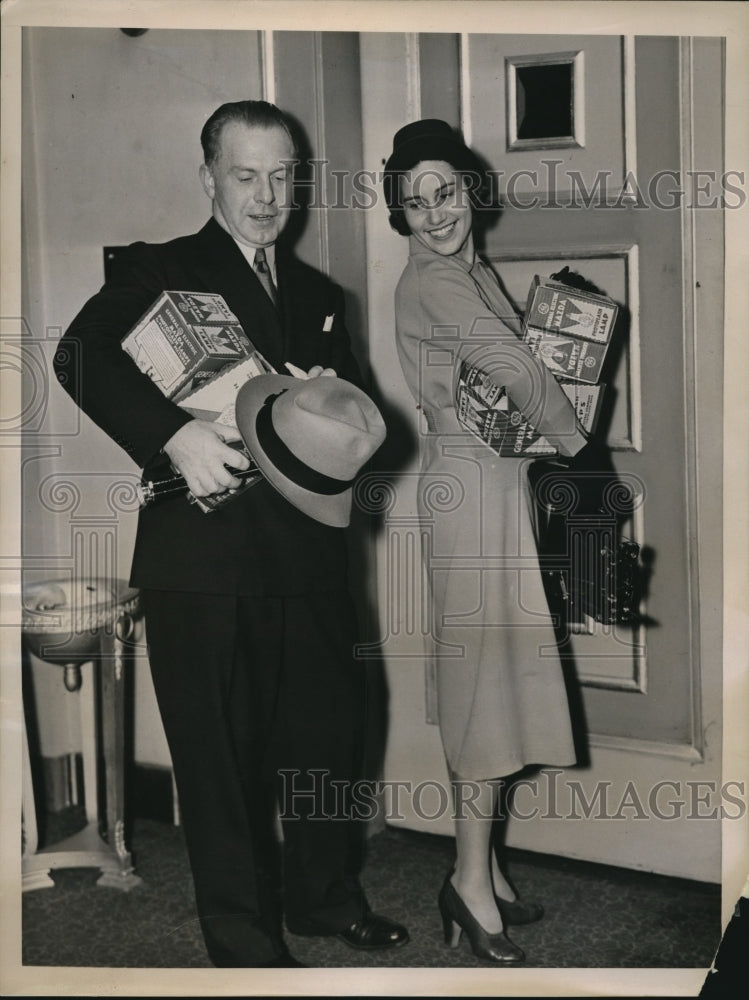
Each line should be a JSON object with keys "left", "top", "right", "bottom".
{"left": 21, "top": 577, "right": 143, "bottom": 892}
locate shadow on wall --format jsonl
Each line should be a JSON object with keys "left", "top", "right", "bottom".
{"left": 277, "top": 113, "right": 416, "bottom": 811}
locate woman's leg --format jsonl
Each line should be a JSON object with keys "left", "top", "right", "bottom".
{"left": 490, "top": 850, "right": 518, "bottom": 902}
{"left": 491, "top": 777, "right": 545, "bottom": 923}
{"left": 449, "top": 773, "right": 504, "bottom": 933}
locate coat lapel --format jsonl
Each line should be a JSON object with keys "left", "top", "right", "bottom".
{"left": 276, "top": 246, "right": 324, "bottom": 362}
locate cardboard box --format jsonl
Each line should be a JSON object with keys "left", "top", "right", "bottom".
{"left": 522, "top": 328, "right": 609, "bottom": 384}
{"left": 524, "top": 275, "right": 618, "bottom": 343}
{"left": 122, "top": 291, "right": 254, "bottom": 401}
{"left": 456, "top": 361, "right": 604, "bottom": 457}
{"left": 521, "top": 275, "right": 618, "bottom": 384}
{"left": 178, "top": 352, "right": 275, "bottom": 427}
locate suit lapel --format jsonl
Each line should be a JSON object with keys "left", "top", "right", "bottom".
{"left": 276, "top": 246, "right": 323, "bottom": 362}
{"left": 189, "top": 219, "right": 285, "bottom": 371}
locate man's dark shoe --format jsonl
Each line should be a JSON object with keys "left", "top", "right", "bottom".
{"left": 336, "top": 912, "right": 409, "bottom": 951}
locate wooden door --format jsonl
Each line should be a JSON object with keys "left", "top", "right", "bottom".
{"left": 361, "top": 33, "right": 724, "bottom": 881}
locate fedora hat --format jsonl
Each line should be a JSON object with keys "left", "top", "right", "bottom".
{"left": 235, "top": 375, "right": 386, "bottom": 527}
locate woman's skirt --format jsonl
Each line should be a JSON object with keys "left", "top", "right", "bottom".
{"left": 419, "top": 407, "right": 577, "bottom": 780}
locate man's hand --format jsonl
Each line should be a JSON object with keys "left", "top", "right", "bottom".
{"left": 162, "top": 420, "right": 251, "bottom": 497}
{"left": 306, "top": 365, "right": 336, "bottom": 378}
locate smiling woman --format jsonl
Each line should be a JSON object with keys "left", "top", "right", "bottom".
{"left": 400, "top": 162, "right": 474, "bottom": 262}
{"left": 383, "top": 118, "right": 592, "bottom": 967}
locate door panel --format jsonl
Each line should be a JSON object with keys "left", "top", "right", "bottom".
{"left": 467, "top": 34, "right": 628, "bottom": 199}
{"left": 464, "top": 34, "right": 706, "bottom": 749}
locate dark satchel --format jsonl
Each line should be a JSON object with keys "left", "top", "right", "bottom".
{"left": 528, "top": 442, "right": 642, "bottom": 627}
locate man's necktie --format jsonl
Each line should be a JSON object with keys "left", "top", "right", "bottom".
{"left": 254, "top": 247, "right": 279, "bottom": 308}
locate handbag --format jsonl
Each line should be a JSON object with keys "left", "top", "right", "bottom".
{"left": 527, "top": 265, "right": 642, "bottom": 628}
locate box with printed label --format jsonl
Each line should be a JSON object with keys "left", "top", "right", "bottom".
{"left": 178, "top": 352, "right": 275, "bottom": 427}
{"left": 456, "top": 361, "right": 604, "bottom": 457}
{"left": 122, "top": 291, "right": 254, "bottom": 401}
{"left": 522, "top": 328, "right": 609, "bottom": 384}
{"left": 524, "top": 276, "right": 618, "bottom": 344}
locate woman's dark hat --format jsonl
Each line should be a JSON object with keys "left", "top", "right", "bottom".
{"left": 384, "top": 119, "right": 479, "bottom": 175}
{"left": 235, "top": 374, "right": 386, "bottom": 527}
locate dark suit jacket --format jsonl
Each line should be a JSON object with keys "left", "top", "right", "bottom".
{"left": 55, "top": 218, "right": 362, "bottom": 596}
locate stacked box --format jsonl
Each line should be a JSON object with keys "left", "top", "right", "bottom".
{"left": 456, "top": 272, "right": 618, "bottom": 456}
{"left": 123, "top": 290, "right": 277, "bottom": 514}
{"left": 122, "top": 291, "right": 254, "bottom": 401}
{"left": 457, "top": 362, "right": 603, "bottom": 457}
{"left": 178, "top": 352, "right": 275, "bottom": 427}
{"left": 521, "top": 276, "right": 618, "bottom": 384}
{"left": 524, "top": 276, "right": 617, "bottom": 343}
{"left": 522, "top": 328, "right": 608, "bottom": 384}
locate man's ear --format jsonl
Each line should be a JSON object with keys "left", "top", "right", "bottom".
{"left": 199, "top": 163, "right": 215, "bottom": 200}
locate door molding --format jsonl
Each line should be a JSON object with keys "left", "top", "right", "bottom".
{"left": 259, "top": 30, "right": 275, "bottom": 104}
{"left": 591, "top": 732, "right": 704, "bottom": 762}
{"left": 678, "top": 35, "right": 704, "bottom": 760}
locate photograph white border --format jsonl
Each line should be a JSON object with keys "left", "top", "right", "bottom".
{"left": 2, "top": 2, "right": 747, "bottom": 997}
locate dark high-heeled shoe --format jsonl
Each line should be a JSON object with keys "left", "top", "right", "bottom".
{"left": 495, "top": 894, "right": 544, "bottom": 925}
{"left": 438, "top": 877, "right": 525, "bottom": 965}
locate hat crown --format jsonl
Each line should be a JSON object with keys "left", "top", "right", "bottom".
{"left": 280, "top": 380, "right": 385, "bottom": 480}
{"left": 392, "top": 118, "right": 456, "bottom": 152}
{"left": 384, "top": 118, "right": 479, "bottom": 179}
{"left": 235, "top": 374, "right": 387, "bottom": 527}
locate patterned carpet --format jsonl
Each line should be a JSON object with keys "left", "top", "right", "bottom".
{"left": 22, "top": 808, "right": 721, "bottom": 970}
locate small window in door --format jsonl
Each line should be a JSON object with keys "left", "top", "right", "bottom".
{"left": 506, "top": 51, "right": 585, "bottom": 151}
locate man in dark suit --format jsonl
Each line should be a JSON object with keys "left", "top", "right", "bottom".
{"left": 55, "top": 100, "right": 408, "bottom": 968}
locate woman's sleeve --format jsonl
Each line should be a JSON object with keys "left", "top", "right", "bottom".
{"left": 414, "top": 259, "right": 588, "bottom": 457}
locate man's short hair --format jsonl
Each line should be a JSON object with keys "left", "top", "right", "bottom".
{"left": 201, "top": 100, "right": 299, "bottom": 166}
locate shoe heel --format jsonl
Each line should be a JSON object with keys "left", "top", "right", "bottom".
{"left": 440, "top": 874, "right": 525, "bottom": 965}
{"left": 442, "top": 913, "right": 462, "bottom": 948}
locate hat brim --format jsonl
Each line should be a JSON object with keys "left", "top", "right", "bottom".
{"left": 236, "top": 374, "right": 352, "bottom": 529}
